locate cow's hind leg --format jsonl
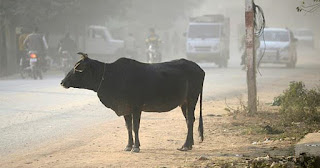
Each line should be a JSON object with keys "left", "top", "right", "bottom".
{"left": 178, "top": 101, "right": 196, "bottom": 151}
{"left": 180, "top": 103, "right": 187, "bottom": 120}
{"left": 124, "top": 114, "right": 133, "bottom": 151}
{"left": 132, "top": 111, "right": 142, "bottom": 153}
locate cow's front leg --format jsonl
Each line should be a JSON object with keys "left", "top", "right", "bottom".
{"left": 124, "top": 114, "right": 133, "bottom": 151}
{"left": 132, "top": 111, "right": 142, "bottom": 153}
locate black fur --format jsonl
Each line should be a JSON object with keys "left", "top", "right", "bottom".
{"left": 61, "top": 56, "right": 205, "bottom": 152}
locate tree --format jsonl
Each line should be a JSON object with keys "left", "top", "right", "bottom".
{"left": 0, "top": 0, "right": 204, "bottom": 75}
{"left": 0, "top": 0, "right": 76, "bottom": 27}
{"left": 0, "top": 0, "right": 75, "bottom": 76}
{"left": 297, "top": 0, "right": 320, "bottom": 13}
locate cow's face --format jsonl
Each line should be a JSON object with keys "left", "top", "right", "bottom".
{"left": 60, "top": 57, "right": 96, "bottom": 90}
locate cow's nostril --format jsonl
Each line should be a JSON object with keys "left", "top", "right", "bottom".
{"left": 60, "top": 81, "right": 70, "bottom": 89}
{"left": 60, "top": 82, "right": 66, "bottom": 87}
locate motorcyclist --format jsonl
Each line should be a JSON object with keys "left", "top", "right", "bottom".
{"left": 145, "top": 28, "right": 161, "bottom": 62}
{"left": 23, "top": 27, "right": 48, "bottom": 68}
{"left": 18, "top": 28, "right": 29, "bottom": 67}
{"left": 58, "top": 32, "right": 77, "bottom": 56}
{"left": 58, "top": 33, "right": 77, "bottom": 73}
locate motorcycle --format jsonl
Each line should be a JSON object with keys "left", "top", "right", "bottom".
{"left": 146, "top": 44, "right": 161, "bottom": 63}
{"left": 19, "top": 51, "right": 43, "bottom": 80}
{"left": 61, "top": 50, "right": 74, "bottom": 75}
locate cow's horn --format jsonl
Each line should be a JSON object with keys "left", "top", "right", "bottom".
{"left": 77, "top": 52, "right": 88, "bottom": 59}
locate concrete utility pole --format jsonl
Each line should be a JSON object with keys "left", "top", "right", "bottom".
{"left": 245, "top": 0, "right": 257, "bottom": 114}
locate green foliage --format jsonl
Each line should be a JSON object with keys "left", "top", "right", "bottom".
{"left": 249, "top": 155, "right": 320, "bottom": 168}
{"left": 275, "top": 81, "right": 320, "bottom": 123}
{"left": 0, "top": 0, "right": 76, "bottom": 26}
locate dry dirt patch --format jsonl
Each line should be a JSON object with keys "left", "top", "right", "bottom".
{"left": 1, "top": 99, "right": 300, "bottom": 168}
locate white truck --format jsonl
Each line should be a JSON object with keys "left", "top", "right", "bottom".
{"left": 80, "top": 25, "right": 124, "bottom": 62}
{"left": 185, "top": 15, "right": 230, "bottom": 67}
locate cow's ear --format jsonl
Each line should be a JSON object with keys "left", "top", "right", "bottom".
{"left": 77, "top": 52, "right": 88, "bottom": 60}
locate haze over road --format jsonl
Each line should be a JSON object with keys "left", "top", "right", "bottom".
{"left": 0, "top": 49, "right": 319, "bottom": 158}
{"left": 0, "top": 77, "right": 117, "bottom": 157}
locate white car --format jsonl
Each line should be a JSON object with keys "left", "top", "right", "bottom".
{"left": 258, "top": 28, "right": 298, "bottom": 68}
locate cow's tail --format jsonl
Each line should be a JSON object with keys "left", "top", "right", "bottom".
{"left": 198, "top": 82, "right": 204, "bottom": 142}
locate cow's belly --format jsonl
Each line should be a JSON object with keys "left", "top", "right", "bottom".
{"left": 141, "top": 85, "right": 187, "bottom": 112}
{"left": 140, "top": 72, "right": 189, "bottom": 112}
{"left": 142, "top": 97, "right": 183, "bottom": 112}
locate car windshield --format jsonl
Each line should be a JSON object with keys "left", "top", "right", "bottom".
{"left": 188, "top": 24, "right": 220, "bottom": 38}
{"left": 262, "top": 30, "right": 289, "bottom": 42}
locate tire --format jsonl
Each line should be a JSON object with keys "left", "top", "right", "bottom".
{"left": 20, "top": 72, "right": 26, "bottom": 79}
{"left": 33, "top": 72, "right": 37, "bottom": 80}
{"left": 286, "top": 52, "right": 297, "bottom": 68}
{"left": 286, "top": 59, "right": 295, "bottom": 68}
{"left": 222, "top": 58, "right": 228, "bottom": 68}
{"left": 38, "top": 71, "right": 43, "bottom": 80}
{"left": 20, "top": 67, "right": 26, "bottom": 79}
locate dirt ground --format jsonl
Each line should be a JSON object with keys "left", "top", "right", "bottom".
{"left": 1, "top": 51, "right": 319, "bottom": 168}
{"left": 0, "top": 97, "right": 299, "bottom": 168}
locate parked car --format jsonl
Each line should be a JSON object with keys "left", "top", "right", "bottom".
{"left": 258, "top": 28, "right": 298, "bottom": 68}
{"left": 293, "top": 29, "right": 314, "bottom": 49}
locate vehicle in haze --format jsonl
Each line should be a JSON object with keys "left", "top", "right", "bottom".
{"left": 185, "top": 14, "right": 230, "bottom": 67}
{"left": 258, "top": 28, "right": 298, "bottom": 68}
{"left": 80, "top": 25, "right": 124, "bottom": 62}
{"left": 60, "top": 50, "right": 74, "bottom": 75}
{"left": 293, "top": 29, "right": 314, "bottom": 49}
{"left": 19, "top": 51, "right": 43, "bottom": 79}
{"left": 146, "top": 43, "right": 161, "bottom": 63}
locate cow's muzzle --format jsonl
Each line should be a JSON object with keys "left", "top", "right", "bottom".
{"left": 60, "top": 81, "right": 70, "bottom": 89}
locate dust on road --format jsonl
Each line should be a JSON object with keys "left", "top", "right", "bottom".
{"left": 0, "top": 50, "right": 319, "bottom": 167}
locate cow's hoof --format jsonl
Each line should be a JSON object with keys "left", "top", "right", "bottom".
{"left": 132, "top": 147, "right": 140, "bottom": 153}
{"left": 177, "top": 146, "right": 192, "bottom": 151}
{"left": 124, "top": 146, "right": 132, "bottom": 151}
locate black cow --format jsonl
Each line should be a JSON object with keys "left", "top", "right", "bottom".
{"left": 61, "top": 52, "right": 205, "bottom": 152}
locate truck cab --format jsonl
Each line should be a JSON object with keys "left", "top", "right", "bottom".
{"left": 82, "top": 25, "right": 124, "bottom": 62}
{"left": 186, "top": 15, "right": 230, "bottom": 67}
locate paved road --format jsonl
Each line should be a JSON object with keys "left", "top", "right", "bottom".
{"left": 0, "top": 49, "right": 319, "bottom": 157}
{"left": 0, "top": 76, "right": 117, "bottom": 157}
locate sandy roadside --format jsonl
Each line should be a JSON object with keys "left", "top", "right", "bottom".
{"left": 1, "top": 51, "right": 319, "bottom": 168}
{"left": 0, "top": 98, "right": 292, "bottom": 168}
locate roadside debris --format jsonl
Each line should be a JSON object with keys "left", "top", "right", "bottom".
{"left": 197, "top": 155, "right": 210, "bottom": 161}
{"left": 249, "top": 154, "right": 320, "bottom": 168}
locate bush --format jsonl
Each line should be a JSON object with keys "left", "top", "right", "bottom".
{"left": 274, "top": 81, "right": 320, "bottom": 123}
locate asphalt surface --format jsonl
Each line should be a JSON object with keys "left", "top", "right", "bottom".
{"left": 0, "top": 75, "right": 117, "bottom": 157}
{"left": 0, "top": 49, "right": 319, "bottom": 157}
